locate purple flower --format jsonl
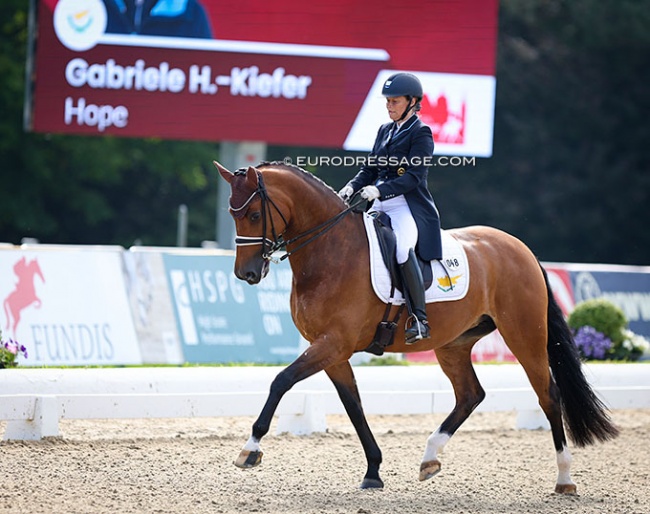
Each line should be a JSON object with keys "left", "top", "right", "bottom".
{"left": 573, "top": 326, "right": 612, "bottom": 360}
{"left": 0, "top": 336, "right": 28, "bottom": 366}
{"left": 5, "top": 341, "right": 17, "bottom": 354}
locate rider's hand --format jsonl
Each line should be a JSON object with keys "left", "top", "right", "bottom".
{"left": 360, "top": 185, "right": 380, "bottom": 201}
{"left": 338, "top": 185, "right": 354, "bottom": 201}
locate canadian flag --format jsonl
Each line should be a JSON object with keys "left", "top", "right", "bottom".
{"left": 419, "top": 93, "right": 466, "bottom": 145}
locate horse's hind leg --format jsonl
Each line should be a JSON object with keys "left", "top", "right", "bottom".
{"left": 325, "top": 361, "right": 383, "bottom": 489}
{"left": 420, "top": 344, "right": 485, "bottom": 481}
{"left": 498, "top": 324, "right": 577, "bottom": 494}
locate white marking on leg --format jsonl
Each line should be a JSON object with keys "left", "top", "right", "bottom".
{"left": 556, "top": 445, "right": 575, "bottom": 487}
{"left": 422, "top": 429, "right": 450, "bottom": 463}
{"left": 242, "top": 436, "right": 261, "bottom": 452}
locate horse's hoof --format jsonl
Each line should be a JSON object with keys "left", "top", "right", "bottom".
{"left": 554, "top": 483, "right": 578, "bottom": 495}
{"left": 419, "top": 459, "right": 441, "bottom": 481}
{"left": 234, "top": 450, "right": 263, "bottom": 469}
{"left": 360, "top": 477, "right": 384, "bottom": 489}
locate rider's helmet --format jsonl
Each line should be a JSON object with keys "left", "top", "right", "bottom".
{"left": 382, "top": 73, "right": 423, "bottom": 119}
{"left": 382, "top": 73, "right": 423, "bottom": 99}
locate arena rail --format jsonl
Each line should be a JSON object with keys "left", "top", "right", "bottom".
{"left": 0, "top": 364, "right": 648, "bottom": 440}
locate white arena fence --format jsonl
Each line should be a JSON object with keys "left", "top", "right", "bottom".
{"left": 0, "top": 364, "right": 648, "bottom": 440}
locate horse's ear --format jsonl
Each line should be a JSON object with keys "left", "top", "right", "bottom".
{"left": 213, "top": 161, "right": 233, "bottom": 183}
{"left": 246, "top": 166, "right": 259, "bottom": 187}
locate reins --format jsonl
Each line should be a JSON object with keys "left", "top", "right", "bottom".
{"left": 276, "top": 193, "right": 365, "bottom": 262}
{"left": 231, "top": 169, "right": 365, "bottom": 263}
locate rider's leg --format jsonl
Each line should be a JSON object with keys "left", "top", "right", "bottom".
{"left": 399, "top": 249, "right": 430, "bottom": 343}
{"left": 376, "top": 196, "right": 430, "bottom": 344}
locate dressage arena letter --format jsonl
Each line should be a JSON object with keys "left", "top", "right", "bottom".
{"left": 64, "top": 97, "right": 129, "bottom": 132}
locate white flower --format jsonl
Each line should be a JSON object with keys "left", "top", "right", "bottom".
{"left": 624, "top": 329, "right": 650, "bottom": 354}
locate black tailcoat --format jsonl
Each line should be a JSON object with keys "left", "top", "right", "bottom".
{"left": 348, "top": 115, "right": 442, "bottom": 261}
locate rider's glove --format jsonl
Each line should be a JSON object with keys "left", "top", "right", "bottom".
{"left": 338, "top": 185, "right": 354, "bottom": 201}
{"left": 360, "top": 185, "right": 381, "bottom": 201}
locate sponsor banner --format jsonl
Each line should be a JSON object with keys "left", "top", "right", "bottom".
{"left": 567, "top": 266, "right": 650, "bottom": 339}
{"left": 0, "top": 247, "right": 142, "bottom": 366}
{"left": 27, "top": 0, "right": 497, "bottom": 153}
{"left": 163, "top": 253, "right": 303, "bottom": 363}
{"left": 405, "top": 263, "right": 650, "bottom": 364}
{"left": 2, "top": 243, "right": 646, "bottom": 366}
{"left": 121, "top": 249, "right": 184, "bottom": 364}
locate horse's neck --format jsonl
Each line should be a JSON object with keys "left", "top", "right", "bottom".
{"left": 277, "top": 175, "right": 337, "bottom": 232}
{"left": 271, "top": 171, "right": 367, "bottom": 280}
{"left": 286, "top": 206, "right": 366, "bottom": 283}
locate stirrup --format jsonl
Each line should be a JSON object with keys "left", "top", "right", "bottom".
{"left": 405, "top": 316, "right": 430, "bottom": 345}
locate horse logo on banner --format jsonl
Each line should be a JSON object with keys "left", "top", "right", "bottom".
{"left": 3, "top": 257, "right": 45, "bottom": 333}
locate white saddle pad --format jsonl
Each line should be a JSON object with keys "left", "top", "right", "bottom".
{"left": 363, "top": 213, "right": 470, "bottom": 305}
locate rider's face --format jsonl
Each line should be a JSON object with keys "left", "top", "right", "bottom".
{"left": 385, "top": 96, "right": 414, "bottom": 122}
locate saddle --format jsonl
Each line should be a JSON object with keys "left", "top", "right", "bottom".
{"left": 359, "top": 212, "right": 469, "bottom": 356}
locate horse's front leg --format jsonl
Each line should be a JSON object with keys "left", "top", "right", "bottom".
{"left": 234, "top": 341, "right": 341, "bottom": 469}
{"left": 325, "top": 361, "right": 383, "bottom": 489}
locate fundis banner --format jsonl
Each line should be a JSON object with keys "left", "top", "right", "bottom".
{"left": 26, "top": 0, "right": 498, "bottom": 156}
{"left": 0, "top": 247, "right": 142, "bottom": 366}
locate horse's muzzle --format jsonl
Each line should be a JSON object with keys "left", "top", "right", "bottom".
{"left": 235, "top": 259, "right": 270, "bottom": 285}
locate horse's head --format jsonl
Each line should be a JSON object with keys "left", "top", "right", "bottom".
{"left": 215, "top": 161, "right": 289, "bottom": 285}
{"left": 30, "top": 259, "right": 45, "bottom": 283}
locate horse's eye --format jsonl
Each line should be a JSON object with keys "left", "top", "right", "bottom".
{"left": 249, "top": 211, "right": 261, "bottom": 222}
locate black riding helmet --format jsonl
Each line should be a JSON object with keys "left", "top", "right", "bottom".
{"left": 382, "top": 72, "right": 423, "bottom": 121}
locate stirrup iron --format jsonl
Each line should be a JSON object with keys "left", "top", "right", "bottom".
{"left": 405, "top": 315, "right": 429, "bottom": 345}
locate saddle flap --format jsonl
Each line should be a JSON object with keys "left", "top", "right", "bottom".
{"left": 370, "top": 212, "right": 433, "bottom": 293}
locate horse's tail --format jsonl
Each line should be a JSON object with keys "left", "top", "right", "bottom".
{"left": 542, "top": 265, "right": 619, "bottom": 447}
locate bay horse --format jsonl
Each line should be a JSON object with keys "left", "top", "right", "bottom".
{"left": 215, "top": 161, "right": 618, "bottom": 493}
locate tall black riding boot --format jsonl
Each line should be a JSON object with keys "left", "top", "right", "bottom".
{"left": 399, "top": 249, "right": 430, "bottom": 344}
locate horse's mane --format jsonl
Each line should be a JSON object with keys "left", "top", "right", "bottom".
{"left": 255, "top": 161, "right": 340, "bottom": 199}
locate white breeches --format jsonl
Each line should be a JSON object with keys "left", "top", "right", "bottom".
{"left": 372, "top": 195, "right": 418, "bottom": 264}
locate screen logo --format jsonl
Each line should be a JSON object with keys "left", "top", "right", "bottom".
{"left": 54, "top": 0, "right": 107, "bottom": 52}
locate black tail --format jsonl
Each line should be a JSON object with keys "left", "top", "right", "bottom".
{"left": 542, "top": 266, "right": 619, "bottom": 447}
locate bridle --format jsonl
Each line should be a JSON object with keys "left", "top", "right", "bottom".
{"left": 230, "top": 169, "right": 364, "bottom": 263}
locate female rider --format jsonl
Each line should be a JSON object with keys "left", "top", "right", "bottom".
{"left": 339, "top": 72, "right": 442, "bottom": 344}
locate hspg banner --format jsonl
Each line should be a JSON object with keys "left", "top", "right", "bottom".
{"left": 163, "top": 253, "right": 303, "bottom": 363}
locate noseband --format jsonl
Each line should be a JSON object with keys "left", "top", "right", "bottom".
{"left": 230, "top": 170, "right": 288, "bottom": 261}
{"left": 230, "top": 169, "right": 364, "bottom": 263}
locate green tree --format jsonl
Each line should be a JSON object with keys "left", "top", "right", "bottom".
{"left": 0, "top": 0, "right": 219, "bottom": 247}
{"left": 436, "top": 0, "right": 650, "bottom": 264}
